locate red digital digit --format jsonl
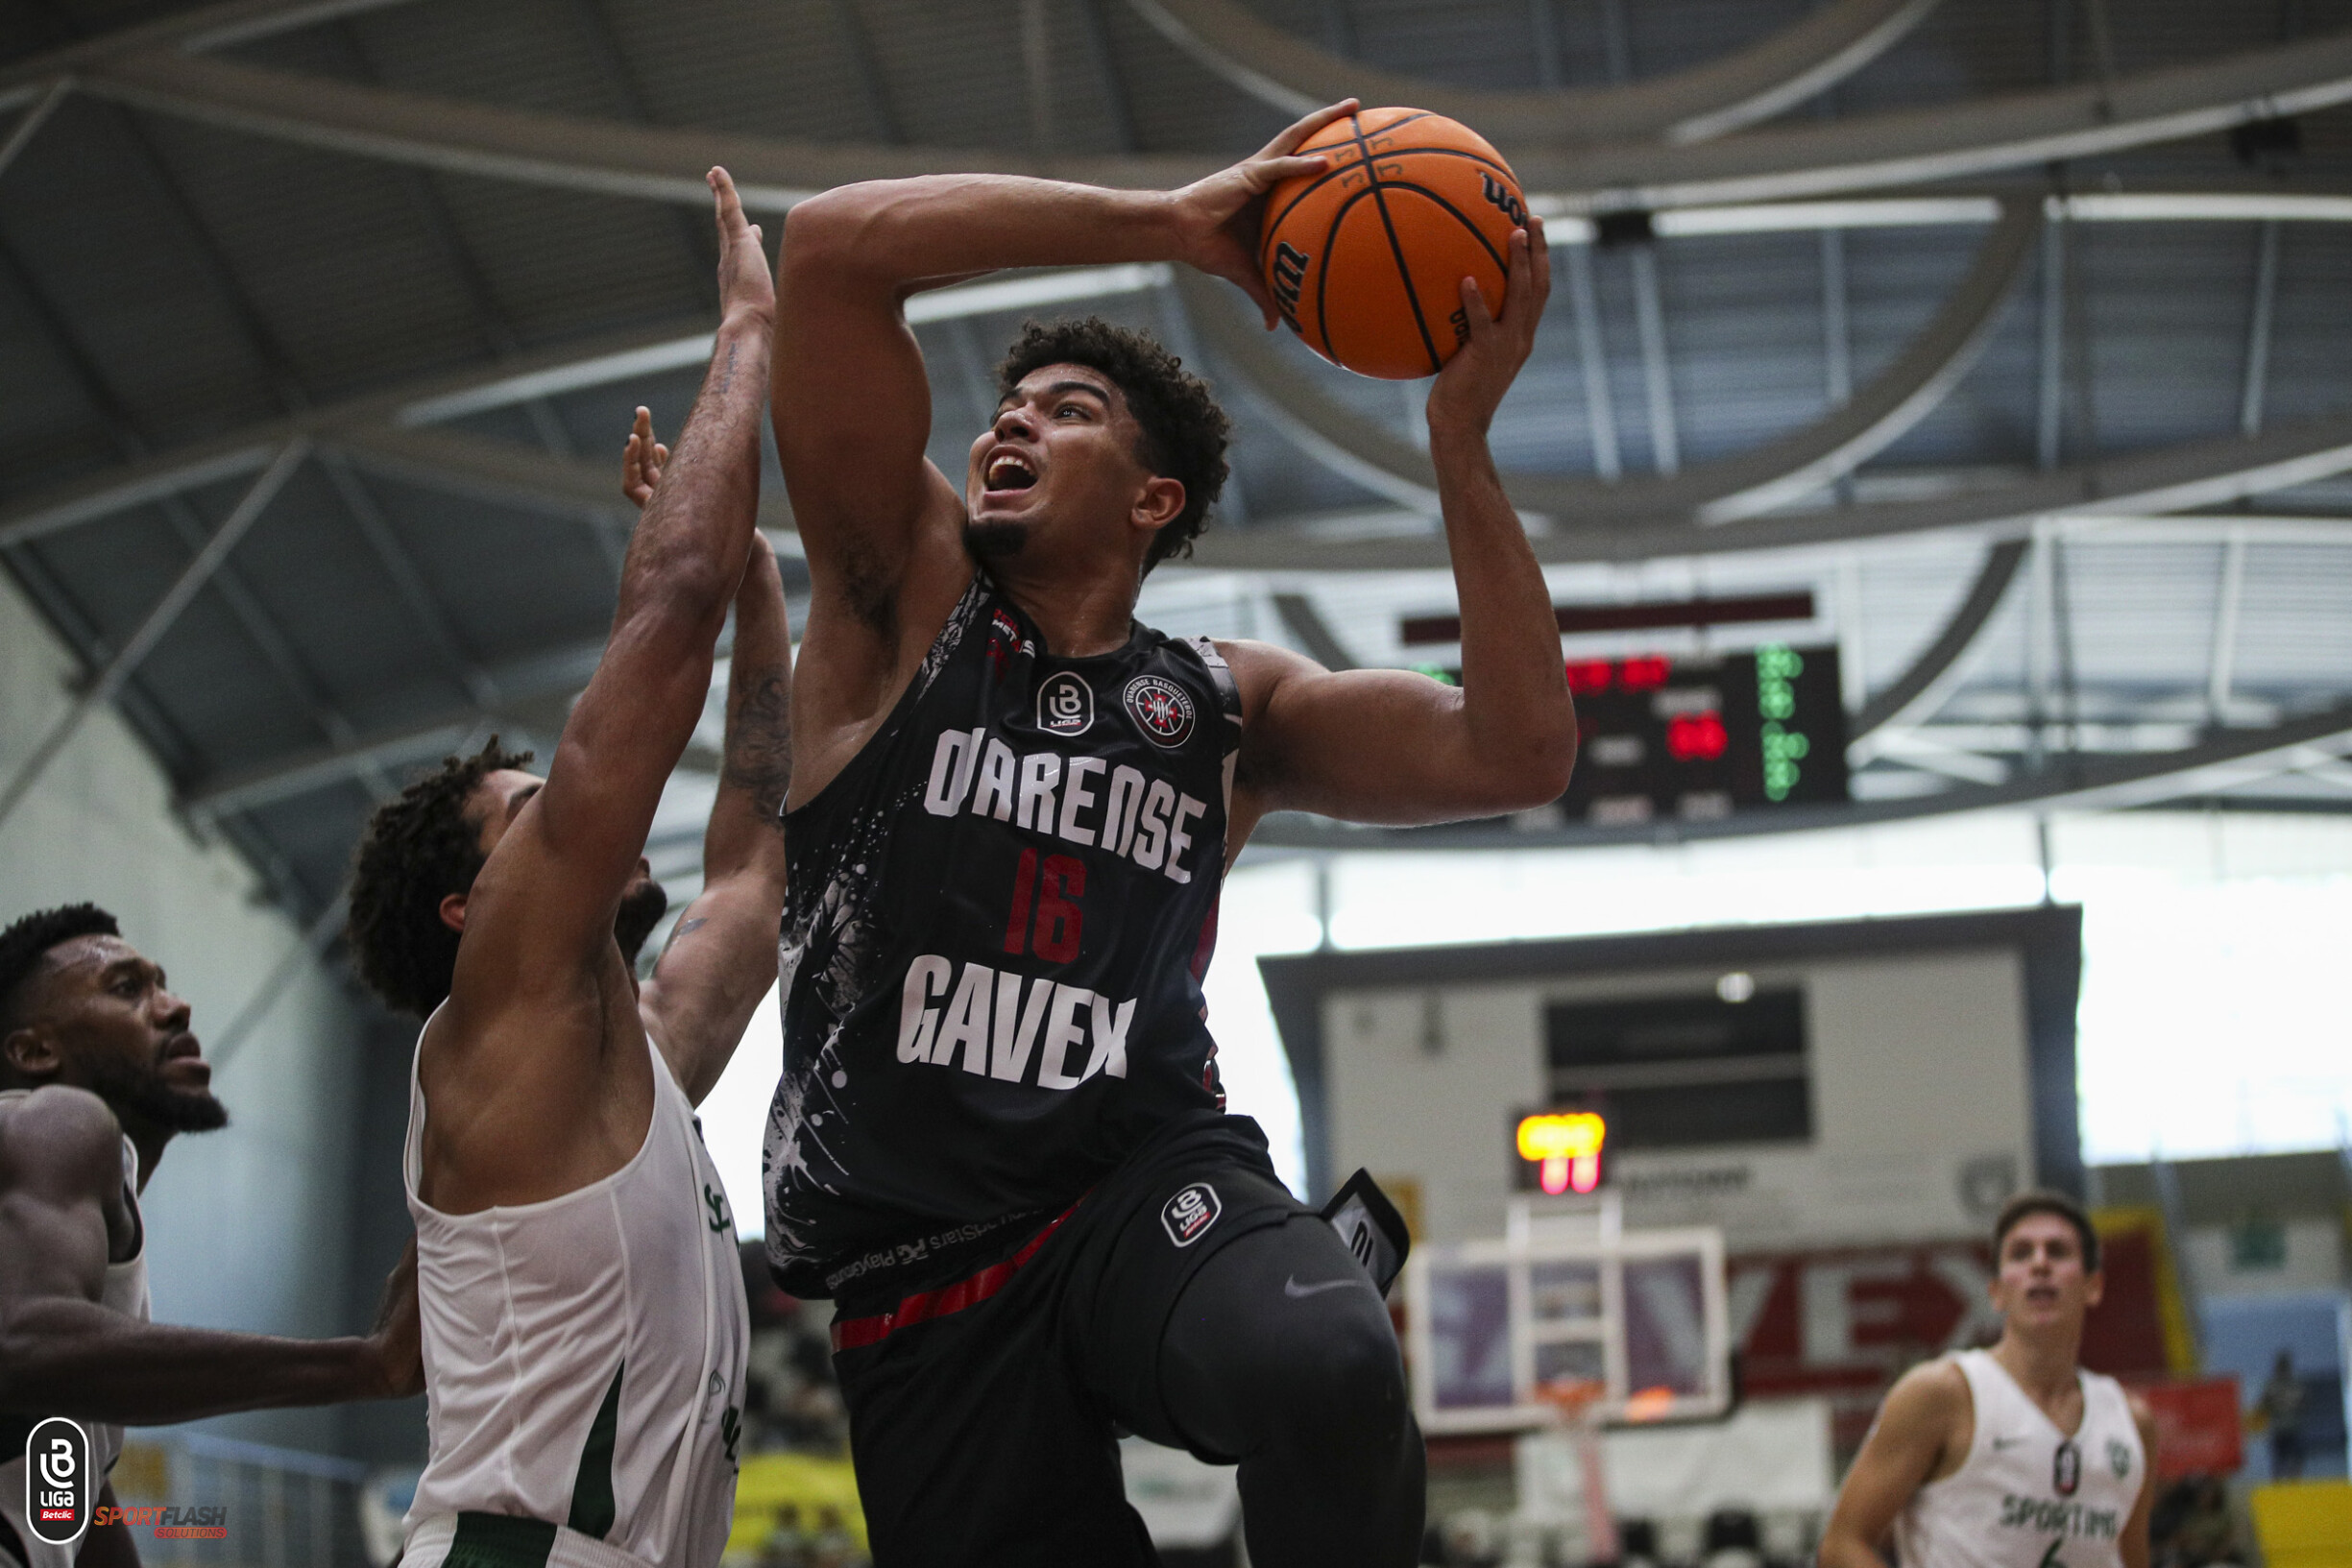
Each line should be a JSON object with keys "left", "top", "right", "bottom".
{"left": 1619, "top": 655, "right": 1671, "bottom": 689}
{"left": 1564, "top": 659, "right": 1612, "bottom": 694}
{"left": 1665, "top": 712, "right": 1729, "bottom": 761}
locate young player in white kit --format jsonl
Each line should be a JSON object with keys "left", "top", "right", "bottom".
{"left": 1822, "top": 1192, "right": 2160, "bottom": 1568}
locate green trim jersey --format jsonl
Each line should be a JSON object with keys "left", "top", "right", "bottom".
{"left": 1895, "top": 1350, "right": 2146, "bottom": 1568}
{"left": 400, "top": 1029, "right": 749, "bottom": 1568}
{"left": 764, "top": 573, "right": 1243, "bottom": 1300}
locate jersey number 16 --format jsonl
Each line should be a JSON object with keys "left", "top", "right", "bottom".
{"left": 1005, "top": 848, "right": 1085, "bottom": 964}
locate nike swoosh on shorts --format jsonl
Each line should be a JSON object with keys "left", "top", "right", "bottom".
{"left": 1284, "top": 1275, "right": 1369, "bottom": 1299}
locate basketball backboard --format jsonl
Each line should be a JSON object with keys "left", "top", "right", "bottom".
{"left": 1403, "top": 1193, "right": 1733, "bottom": 1434}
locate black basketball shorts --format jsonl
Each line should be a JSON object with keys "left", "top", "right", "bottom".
{"left": 827, "top": 1115, "right": 1309, "bottom": 1568}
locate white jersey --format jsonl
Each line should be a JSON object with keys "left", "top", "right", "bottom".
{"left": 400, "top": 1025, "right": 750, "bottom": 1568}
{"left": 1896, "top": 1349, "right": 2146, "bottom": 1568}
{"left": 0, "top": 1091, "right": 150, "bottom": 1568}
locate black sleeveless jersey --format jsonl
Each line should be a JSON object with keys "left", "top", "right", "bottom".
{"left": 764, "top": 574, "right": 1240, "bottom": 1298}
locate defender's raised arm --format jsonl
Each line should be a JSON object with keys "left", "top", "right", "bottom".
{"left": 638, "top": 532, "right": 792, "bottom": 1106}
{"left": 450, "top": 170, "right": 774, "bottom": 1010}
{"left": 353, "top": 167, "right": 778, "bottom": 1216}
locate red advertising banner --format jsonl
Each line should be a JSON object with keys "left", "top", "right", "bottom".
{"left": 2132, "top": 1377, "right": 2244, "bottom": 1479}
{"left": 1731, "top": 1241, "right": 1997, "bottom": 1451}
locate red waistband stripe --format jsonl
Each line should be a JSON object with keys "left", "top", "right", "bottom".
{"left": 830, "top": 1204, "right": 1079, "bottom": 1353}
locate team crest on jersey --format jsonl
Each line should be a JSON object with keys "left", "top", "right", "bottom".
{"left": 1162, "top": 1182, "right": 1222, "bottom": 1246}
{"left": 2052, "top": 1439, "right": 2081, "bottom": 1495}
{"left": 1036, "top": 670, "right": 1094, "bottom": 736}
{"left": 1124, "top": 674, "right": 1196, "bottom": 749}
{"left": 984, "top": 609, "right": 1031, "bottom": 681}
{"left": 2106, "top": 1437, "right": 2132, "bottom": 1478}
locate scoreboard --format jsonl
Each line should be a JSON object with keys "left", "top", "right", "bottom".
{"left": 1559, "top": 643, "right": 1848, "bottom": 824}
{"left": 1443, "top": 643, "right": 1849, "bottom": 824}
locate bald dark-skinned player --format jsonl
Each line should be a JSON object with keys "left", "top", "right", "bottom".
{"left": 764, "top": 100, "right": 1574, "bottom": 1566}
{"left": 0, "top": 905, "right": 420, "bottom": 1568}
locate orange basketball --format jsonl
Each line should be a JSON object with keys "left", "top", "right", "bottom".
{"left": 1258, "top": 107, "right": 1526, "bottom": 380}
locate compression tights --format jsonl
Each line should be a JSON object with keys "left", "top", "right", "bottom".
{"left": 1155, "top": 1214, "right": 1427, "bottom": 1567}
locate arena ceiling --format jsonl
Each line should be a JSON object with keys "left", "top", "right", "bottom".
{"left": 4, "top": 0, "right": 2352, "bottom": 981}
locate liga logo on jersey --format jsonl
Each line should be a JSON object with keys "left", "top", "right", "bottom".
{"left": 1124, "top": 674, "right": 1196, "bottom": 749}
{"left": 24, "top": 1416, "right": 92, "bottom": 1546}
{"left": 1162, "top": 1182, "right": 1222, "bottom": 1247}
{"left": 1036, "top": 671, "right": 1094, "bottom": 736}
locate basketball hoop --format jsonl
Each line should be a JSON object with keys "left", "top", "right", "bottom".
{"left": 1534, "top": 1377, "right": 1607, "bottom": 1426}
{"left": 1534, "top": 1378, "right": 1618, "bottom": 1559}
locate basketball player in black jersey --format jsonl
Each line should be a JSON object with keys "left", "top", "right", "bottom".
{"left": 767, "top": 99, "right": 1571, "bottom": 1567}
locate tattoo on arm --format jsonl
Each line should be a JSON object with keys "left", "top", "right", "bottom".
{"left": 722, "top": 673, "right": 792, "bottom": 824}
{"left": 658, "top": 915, "right": 709, "bottom": 963}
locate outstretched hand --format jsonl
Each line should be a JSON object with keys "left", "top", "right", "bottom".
{"left": 708, "top": 167, "right": 774, "bottom": 326}
{"left": 627, "top": 169, "right": 768, "bottom": 506}
{"left": 1170, "top": 99, "right": 1358, "bottom": 328}
{"left": 621, "top": 406, "right": 668, "bottom": 508}
{"left": 1426, "top": 215, "right": 1551, "bottom": 437}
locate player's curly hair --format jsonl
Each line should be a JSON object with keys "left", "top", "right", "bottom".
{"left": 0, "top": 903, "right": 121, "bottom": 1033}
{"left": 998, "top": 317, "right": 1231, "bottom": 574}
{"left": 348, "top": 738, "right": 533, "bottom": 1018}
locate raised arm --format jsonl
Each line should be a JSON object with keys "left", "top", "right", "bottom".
{"left": 639, "top": 531, "right": 792, "bottom": 1105}
{"left": 1224, "top": 219, "right": 1575, "bottom": 833}
{"left": 448, "top": 169, "right": 775, "bottom": 1015}
{"left": 773, "top": 105, "right": 1354, "bottom": 788}
{"left": 0, "top": 1088, "right": 419, "bottom": 1423}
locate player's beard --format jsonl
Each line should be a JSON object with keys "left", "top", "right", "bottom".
{"left": 962, "top": 518, "right": 1031, "bottom": 559}
{"left": 615, "top": 877, "right": 669, "bottom": 970}
{"left": 85, "top": 1052, "right": 229, "bottom": 1135}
